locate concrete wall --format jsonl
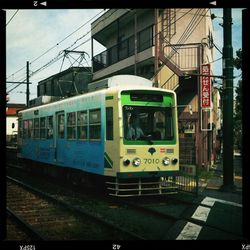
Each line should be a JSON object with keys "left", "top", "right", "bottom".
{"left": 6, "top": 116, "right": 18, "bottom": 135}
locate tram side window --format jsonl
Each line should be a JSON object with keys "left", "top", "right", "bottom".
{"left": 18, "top": 118, "right": 23, "bottom": 139}
{"left": 165, "top": 108, "right": 174, "bottom": 140}
{"left": 23, "top": 120, "right": 28, "bottom": 138}
{"left": 47, "top": 116, "right": 53, "bottom": 139}
{"left": 89, "top": 109, "right": 101, "bottom": 140}
{"left": 40, "top": 117, "right": 46, "bottom": 139}
{"left": 106, "top": 107, "right": 113, "bottom": 140}
{"left": 34, "top": 118, "right": 40, "bottom": 139}
{"left": 67, "top": 112, "right": 76, "bottom": 139}
{"left": 57, "top": 113, "right": 65, "bottom": 138}
{"left": 28, "top": 120, "right": 33, "bottom": 138}
{"left": 77, "top": 111, "right": 88, "bottom": 140}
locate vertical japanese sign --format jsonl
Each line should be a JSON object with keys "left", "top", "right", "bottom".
{"left": 201, "top": 64, "right": 211, "bottom": 108}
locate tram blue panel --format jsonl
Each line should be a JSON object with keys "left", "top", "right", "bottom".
{"left": 56, "top": 139, "right": 67, "bottom": 164}
{"left": 62, "top": 140, "right": 104, "bottom": 175}
{"left": 21, "top": 139, "right": 55, "bottom": 164}
{"left": 21, "top": 139, "right": 105, "bottom": 176}
{"left": 36, "top": 140, "right": 54, "bottom": 164}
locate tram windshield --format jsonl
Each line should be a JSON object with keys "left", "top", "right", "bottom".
{"left": 123, "top": 105, "right": 174, "bottom": 143}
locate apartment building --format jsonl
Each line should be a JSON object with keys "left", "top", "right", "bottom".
{"left": 91, "top": 9, "right": 221, "bottom": 169}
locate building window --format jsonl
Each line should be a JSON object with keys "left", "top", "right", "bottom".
{"left": 138, "top": 26, "right": 153, "bottom": 52}
{"left": 77, "top": 111, "right": 88, "bottom": 140}
{"left": 67, "top": 112, "right": 76, "bottom": 139}
{"left": 33, "top": 118, "right": 40, "bottom": 139}
{"left": 106, "top": 107, "right": 113, "bottom": 140}
{"left": 89, "top": 109, "right": 101, "bottom": 140}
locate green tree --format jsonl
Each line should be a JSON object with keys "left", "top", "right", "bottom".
{"left": 233, "top": 49, "right": 242, "bottom": 153}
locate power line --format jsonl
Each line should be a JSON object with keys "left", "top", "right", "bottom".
{"left": 6, "top": 9, "right": 106, "bottom": 80}
{"left": 7, "top": 10, "right": 117, "bottom": 93}
{"left": 7, "top": 8, "right": 171, "bottom": 86}
{"left": 6, "top": 9, "right": 19, "bottom": 26}
{"left": 7, "top": 8, "right": 212, "bottom": 95}
{"left": 24, "top": 9, "right": 120, "bottom": 79}
{"left": 29, "top": 9, "right": 106, "bottom": 66}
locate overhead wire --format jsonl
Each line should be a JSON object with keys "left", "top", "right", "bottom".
{"left": 7, "top": 8, "right": 185, "bottom": 87}
{"left": 6, "top": 9, "right": 111, "bottom": 93}
{"left": 7, "top": 9, "right": 120, "bottom": 88}
{"left": 6, "top": 9, "right": 107, "bottom": 80}
{"left": 6, "top": 9, "right": 19, "bottom": 26}
{"left": 7, "top": 8, "right": 213, "bottom": 95}
{"left": 26, "top": 9, "right": 120, "bottom": 79}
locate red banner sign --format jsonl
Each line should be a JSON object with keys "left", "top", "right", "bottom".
{"left": 201, "top": 64, "right": 211, "bottom": 108}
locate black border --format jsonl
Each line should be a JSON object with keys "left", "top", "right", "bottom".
{"left": 1, "top": 8, "right": 7, "bottom": 243}
{"left": 2, "top": 0, "right": 250, "bottom": 249}
{"left": 242, "top": 7, "right": 249, "bottom": 242}
{"left": 0, "top": 0, "right": 250, "bottom": 9}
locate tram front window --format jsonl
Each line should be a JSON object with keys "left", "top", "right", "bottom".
{"left": 123, "top": 106, "right": 174, "bottom": 142}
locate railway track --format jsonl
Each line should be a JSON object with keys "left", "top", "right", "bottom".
{"left": 7, "top": 208, "right": 44, "bottom": 240}
{"left": 7, "top": 176, "right": 143, "bottom": 240}
{"left": 6, "top": 162, "right": 243, "bottom": 240}
{"left": 7, "top": 164, "right": 179, "bottom": 239}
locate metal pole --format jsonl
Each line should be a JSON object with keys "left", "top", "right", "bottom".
{"left": 134, "top": 10, "right": 137, "bottom": 76}
{"left": 154, "top": 8, "right": 159, "bottom": 87}
{"left": 91, "top": 37, "right": 94, "bottom": 75}
{"left": 221, "top": 8, "right": 235, "bottom": 191}
{"left": 26, "top": 61, "right": 29, "bottom": 107}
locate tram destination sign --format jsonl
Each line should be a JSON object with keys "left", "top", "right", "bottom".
{"left": 200, "top": 64, "right": 211, "bottom": 108}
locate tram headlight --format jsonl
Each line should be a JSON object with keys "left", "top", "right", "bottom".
{"left": 172, "top": 158, "right": 178, "bottom": 165}
{"left": 162, "top": 157, "right": 170, "bottom": 166}
{"left": 132, "top": 157, "right": 141, "bottom": 167}
{"left": 123, "top": 159, "right": 130, "bottom": 166}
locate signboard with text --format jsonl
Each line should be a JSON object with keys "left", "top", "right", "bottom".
{"left": 201, "top": 64, "right": 211, "bottom": 108}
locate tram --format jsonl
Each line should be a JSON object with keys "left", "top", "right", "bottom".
{"left": 17, "top": 75, "right": 179, "bottom": 196}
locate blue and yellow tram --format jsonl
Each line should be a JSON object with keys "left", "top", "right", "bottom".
{"left": 17, "top": 75, "right": 179, "bottom": 196}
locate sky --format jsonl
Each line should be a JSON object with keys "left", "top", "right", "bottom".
{"left": 5, "top": 8, "right": 243, "bottom": 104}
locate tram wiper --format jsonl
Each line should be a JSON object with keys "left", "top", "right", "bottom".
{"left": 142, "top": 135, "right": 153, "bottom": 145}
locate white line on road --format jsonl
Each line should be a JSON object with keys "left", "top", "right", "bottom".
{"left": 176, "top": 222, "right": 202, "bottom": 240}
{"left": 191, "top": 206, "right": 211, "bottom": 222}
{"left": 176, "top": 196, "right": 242, "bottom": 240}
{"left": 201, "top": 196, "right": 242, "bottom": 208}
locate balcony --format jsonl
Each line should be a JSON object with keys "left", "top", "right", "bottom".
{"left": 92, "top": 25, "right": 154, "bottom": 73}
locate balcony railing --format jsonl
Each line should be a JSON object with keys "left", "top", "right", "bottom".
{"left": 164, "top": 44, "right": 201, "bottom": 71}
{"left": 93, "top": 25, "right": 154, "bottom": 72}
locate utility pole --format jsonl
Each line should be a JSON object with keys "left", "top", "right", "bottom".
{"left": 134, "top": 10, "right": 137, "bottom": 76}
{"left": 154, "top": 8, "right": 159, "bottom": 87}
{"left": 26, "top": 61, "right": 30, "bottom": 107}
{"left": 221, "top": 8, "right": 236, "bottom": 191}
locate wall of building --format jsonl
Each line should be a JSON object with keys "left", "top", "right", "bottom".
{"left": 6, "top": 116, "right": 18, "bottom": 136}
{"left": 159, "top": 9, "right": 214, "bottom": 72}
{"left": 91, "top": 8, "right": 216, "bottom": 169}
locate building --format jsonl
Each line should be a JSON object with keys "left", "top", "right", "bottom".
{"left": 37, "top": 66, "right": 92, "bottom": 98}
{"left": 91, "top": 8, "right": 221, "bottom": 169}
{"left": 28, "top": 66, "right": 92, "bottom": 108}
{"left": 6, "top": 103, "right": 26, "bottom": 144}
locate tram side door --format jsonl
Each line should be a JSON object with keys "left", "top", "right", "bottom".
{"left": 55, "top": 111, "right": 65, "bottom": 163}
